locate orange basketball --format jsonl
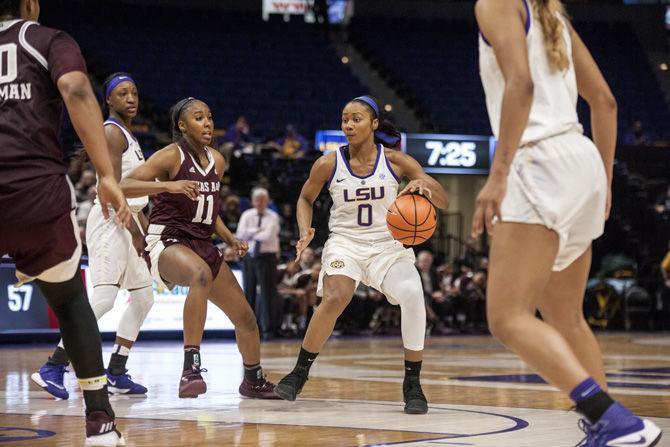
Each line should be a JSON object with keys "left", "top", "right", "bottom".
{"left": 386, "top": 193, "right": 437, "bottom": 245}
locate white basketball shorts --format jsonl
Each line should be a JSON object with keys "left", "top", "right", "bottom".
{"left": 317, "top": 234, "right": 416, "bottom": 296}
{"left": 500, "top": 131, "right": 607, "bottom": 271}
{"left": 85, "top": 204, "right": 152, "bottom": 290}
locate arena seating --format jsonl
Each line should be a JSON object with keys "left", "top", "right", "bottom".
{"left": 349, "top": 16, "right": 670, "bottom": 141}
{"left": 41, "top": 3, "right": 366, "bottom": 139}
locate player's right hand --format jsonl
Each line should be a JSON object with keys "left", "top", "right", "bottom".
{"left": 167, "top": 180, "right": 200, "bottom": 200}
{"left": 97, "top": 174, "right": 131, "bottom": 228}
{"left": 295, "top": 228, "right": 315, "bottom": 262}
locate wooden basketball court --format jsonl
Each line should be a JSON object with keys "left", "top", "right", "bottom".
{"left": 1, "top": 334, "right": 669, "bottom": 446}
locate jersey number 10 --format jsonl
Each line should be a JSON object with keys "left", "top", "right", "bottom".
{"left": 192, "top": 195, "right": 214, "bottom": 225}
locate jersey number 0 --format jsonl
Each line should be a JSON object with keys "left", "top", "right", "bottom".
{"left": 0, "top": 44, "right": 18, "bottom": 84}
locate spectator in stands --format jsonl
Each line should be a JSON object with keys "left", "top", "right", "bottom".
{"left": 654, "top": 185, "right": 670, "bottom": 216}
{"left": 75, "top": 169, "right": 96, "bottom": 202}
{"left": 299, "top": 247, "right": 316, "bottom": 271}
{"left": 416, "top": 251, "right": 449, "bottom": 331}
{"left": 279, "top": 203, "right": 299, "bottom": 252}
{"left": 462, "top": 270, "right": 487, "bottom": 332}
{"left": 221, "top": 115, "right": 252, "bottom": 152}
{"left": 220, "top": 195, "right": 242, "bottom": 234}
{"left": 661, "top": 249, "right": 670, "bottom": 329}
{"left": 277, "top": 260, "right": 307, "bottom": 335}
{"left": 458, "top": 236, "right": 483, "bottom": 270}
{"left": 270, "top": 124, "right": 309, "bottom": 158}
{"left": 77, "top": 185, "right": 97, "bottom": 247}
{"left": 623, "top": 120, "right": 651, "bottom": 146}
{"left": 236, "top": 187, "right": 281, "bottom": 339}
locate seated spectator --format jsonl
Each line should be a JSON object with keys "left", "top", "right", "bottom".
{"left": 279, "top": 203, "right": 299, "bottom": 253}
{"left": 462, "top": 270, "right": 487, "bottom": 332}
{"left": 269, "top": 124, "right": 309, "bottom": 158}
{"left": 277, "top": 261, "right": 321, "bottom": 336}
{"left": 220, "top": 115, "right": 252, "bottom": 152}
{"left": 220, "top": 195, "right": 241, "bottom": 233}
{"left": 77, "top": 185, "right": 97, "bottom": 245}
{"left": 623, "top": 119, "right": 651, "bottom": 146}
{"left": 76, "top": 169, "right": 96, "bottom": 202}
{"left": 299, "top": 247, "right": 316, "bottom": 271}
{"left": 654, "top": 185, "right": 670, "bottom": 216}
{"left": 416, "top": 251, "right": 450, "bottom": 332}
{"left": 457, "top": 236, "right": 483, "bottom": 271}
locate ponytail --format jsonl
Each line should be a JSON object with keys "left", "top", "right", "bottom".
{"left": 532, "top": 0, "right": 570, "bottom": 72}
{"left": 351, "top": 95, "right": 402, "bottom": 148}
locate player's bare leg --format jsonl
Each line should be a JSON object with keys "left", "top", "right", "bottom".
{"left": 158, "top": 245, "right": 212, "bottom": 398}
{"left": 487, "top": 222, "right": 591, "bottom": 391}
{"left": 537, "top": 246, "right": 608, "bottom": 390}
{"left": 208, "top": 262, "right": 278, "bottom": 399}
{"left": 275, "top": 275, "right": 356, "bottom": 401}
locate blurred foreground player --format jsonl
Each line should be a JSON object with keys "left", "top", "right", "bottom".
{"left": 0, "top": 0, "right": 130, "bottom": 445}
{"left": 33, "top": 73, "right": 153, "bottom": 399}
{"left": 473, "top": 0, "right": 662, "bottom": 445}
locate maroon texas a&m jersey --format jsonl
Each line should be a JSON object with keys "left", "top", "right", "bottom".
{"left": 149, "top": 145, "right": 222, "bottom": 240}
{"left": 0, "top": 19, "right": 87, "bottom": 223}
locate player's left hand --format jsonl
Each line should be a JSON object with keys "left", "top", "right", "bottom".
{"left": 471, "top": 174, "right": 507, "bottom": 237}
{"left": 230, "top": 239, "right": 249, "bottom": 257}
{"left": 399, "top": 179, "right": 433, "bottom": 200}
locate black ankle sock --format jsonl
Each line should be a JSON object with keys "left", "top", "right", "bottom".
{"left": 295, "top": 346, "right": 318, "bottom": 374}
{"left": 243, "top": 363, "right": 263, "bottom": 383}
{"left": 84, "top": 388, "right": 115, "bottom": 418}
{"left": 576, "top": 391, "right": 615, "bottom": 423}
{"left": 108, "top": 352, "right": 128, "bottom": 376}
{"left": 48, "top": 346, "right": 69, "bottom": 366}
{"left": 404, "top": 360, "right": 422, "bottom": 379}
{"left": 183, "top": 346, "right": 201, "bottom": 371}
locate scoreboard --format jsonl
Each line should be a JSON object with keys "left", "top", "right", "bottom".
{"left": 315, "top": 130, "right": 496, "bottom": 175}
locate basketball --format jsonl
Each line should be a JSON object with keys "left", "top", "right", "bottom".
{"left": 386, "top": 193, "right": 437, "bottom": 245}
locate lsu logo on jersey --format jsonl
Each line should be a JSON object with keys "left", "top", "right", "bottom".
{"left": 343, "top": 186, "right": 385, "bottom": 203}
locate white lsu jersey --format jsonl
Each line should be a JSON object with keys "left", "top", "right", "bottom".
{"left": 479, "top": 0, "right": 582, "bottom": 145}
{"left": 327, "top": 145, "right": 400, "bottom": 242}
{"left": 96, "top": 117, "right": 149, "bottom": 213}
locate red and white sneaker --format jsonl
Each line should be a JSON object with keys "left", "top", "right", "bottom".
{"left": 85, "top": 411, "right": 125, "bottom": 447}
{"left": 239, "top": 375, "right": 279, "bottom": 399}
{"left": 178, "top": 367, "right": 207, "bottom": 398}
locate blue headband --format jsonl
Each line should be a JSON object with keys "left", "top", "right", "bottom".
{"left": 105, "top": 75, "right": 135, "bottom": 98}
{"left": 353, "top": 95, "right": 379, "bottom": 117}
{"left": 352, "top": 95, "right": 401, "bottom": 148}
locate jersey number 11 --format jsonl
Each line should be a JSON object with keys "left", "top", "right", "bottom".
{"left": 192, "top": 195, "right": 214, "bottom": 225}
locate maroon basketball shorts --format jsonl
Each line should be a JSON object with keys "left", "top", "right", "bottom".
{"left": 0, "top": 209, "right": 82, "bottom": 285}
{"left": 144, "top": 225, "right": 223, "bottom": 290}
{"left": 0, "top": 175, "right": 82, "bottom": 285}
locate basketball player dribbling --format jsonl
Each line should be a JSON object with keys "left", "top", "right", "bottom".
{"left": 274, "top": 96, "right": 449, "bottom": 414}
{"left": 33, "top": 73, "right": 154, "bottom": 398}
{"left": 0, "top": 0, "right": 129, "bottom": 445}
{"left": 121, "top": 98, "right": 277, "bottom": 399}
{"left": 474, "top": 0, "right": 662, "bottom": 444}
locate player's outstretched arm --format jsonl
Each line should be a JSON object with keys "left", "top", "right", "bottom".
{"left": 391, "top": 151, "right": 449, "bottom": 210}
{"left": 121, "top": 145, "right": 199, "bottom": 199}
{"left": 295, "top": 154, "right": 335, "bottom": 261}
{"left": 58, "top": 71, "right": 131, "bottom": 225}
